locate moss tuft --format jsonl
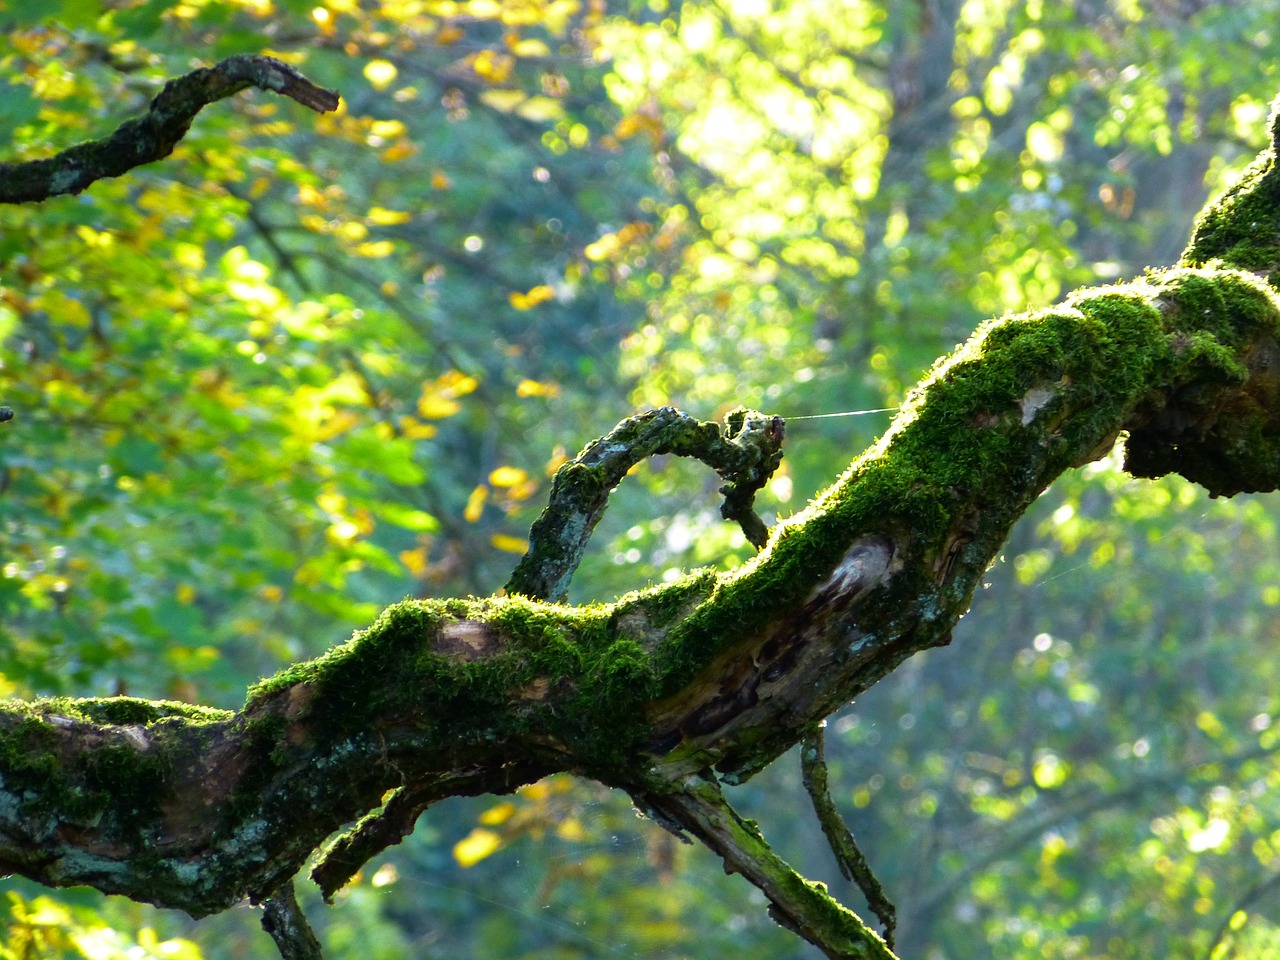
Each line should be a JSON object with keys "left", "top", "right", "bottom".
{"left": 1182, "top": 94, "right": 1280, "bottom": 277}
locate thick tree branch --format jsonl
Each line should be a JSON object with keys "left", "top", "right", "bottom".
{"left": 3, "top": 241, "right": 1278, "bottom": 935}
{"left": 0, "top": 55, "right": 339, "bottom": 204}
{"left": 7, "top": 83, "right": 1280, "bottom": 960}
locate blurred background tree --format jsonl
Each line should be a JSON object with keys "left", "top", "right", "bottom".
{"left": 3, "top": 1, "right": 1280, "bottom": 957}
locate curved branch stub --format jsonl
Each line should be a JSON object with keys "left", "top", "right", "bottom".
{"left": 505, "top": 406, "right": 786, "bottom": 601}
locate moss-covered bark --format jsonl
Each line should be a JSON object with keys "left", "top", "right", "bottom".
{"left": 0, "top": 55, "right": 338, "bottom": 205}
{"left": 8, "top": 63, "right": 1280, "bottom": 960}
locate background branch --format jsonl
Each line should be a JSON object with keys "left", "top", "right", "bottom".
{"left": 0, "top": 54, "right": 339, "bottom": 204}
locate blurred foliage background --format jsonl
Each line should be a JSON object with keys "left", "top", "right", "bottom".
{"left": 3, "top": 0, "right": 1280, "bottom": 957}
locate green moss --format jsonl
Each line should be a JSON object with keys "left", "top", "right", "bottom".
{"left": 0, "top": 698, "right": 218, "bottom": 835}
{"left": 638, "top": 291, "right": 1172, "bottom": 697}
{"left": 1182, "top": 96, "right": 1280, "bottom": 276}
{"left": 241, "top": 595, "right": 665, "bottom": 779}
{"left": 227, "top": 266, "right": 1280, "bottom": 788}
{"left": 72, "top": 697, "right": 232, "bottom": 727}
{"left": 1123, "top": 268, "right": 1280, "bottom": 495}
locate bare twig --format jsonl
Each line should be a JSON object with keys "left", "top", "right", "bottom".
{"left": 801, "top": 728, "right": 896, "bottom": 946}
{"left": 261, "top": 881, "right": 324, "bottom": 960}
{"left": 643, "top": 773, "right": 897, "bottom": 960}
{"left": 0, "top": 54, "right": 339, "bottom": 204}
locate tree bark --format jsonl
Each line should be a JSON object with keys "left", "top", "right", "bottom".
{"left": 0, "top": 54, "right": 338, "bottom": 204}
{"left": 6, "top": 59, "right": 1280, "bottom": 960}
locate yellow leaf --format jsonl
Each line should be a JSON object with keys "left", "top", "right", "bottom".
{"left": 514, "top": 96, "right": 565, "bottom": 122}
{"left": 76, "top": 225, "right": 114, "bottom": 248}
{"left": 508, "top": 479, "right": 539, "bottom": 502}
{"left": 317, "top": 491, "right": 346, "bottom": 514}
{"left": 313, "top": 409, "right": 360, "bottom": 440}
{"left": 398, "top": 415, "right": 438, "bottom": 439}
{"left": 436, "top": 23, "right": 465, "bottom": 44}
{"left": 419, "top": 370, "right": 477, "bottom": 418}
{"left": 432, "top": 170, "right": 452, "bottom": 189}
{"left": 479, "top": 89, "right": 526, "bottom": 113}
{"left": 354, "top": 240, "right": 395, "bottom": 258}
{"left": 399, "top": 547, "right": 428, "bottom": 577}
{"left": 470, "top": 50, "right": 514, "bottom": 82}
{"left": 519, "top": 781, "right": 550, "bottom": 800}
{"left": 464, "top": 485, "right": 488, "bottom": 522}
{"left": 418, "top": 394, "right": 461, "bottom": 419}
{"left": 439, "top": 370, "right": 479, "bottom": 395}
{"left": 368, "top": 206, "right": 412, "bottom": 225}
{"left": 545, "top": 446, "right": 569, "bottom": 475}
{"left": 369, "top": 119, "right": 406, "bottom": 138}
{"left": 516, "top": 379, "right": 560, "bottom": 398}
{"left": 479, "top": 801, "right": 516, "bottom": 825}
{"left": 311, "top": 6, "right": 334, "bottom": 33}
{"left": 174, "top": 243, "right": 206, "bottom": 270}
{"left": 364, "top": 59, "right": 398, "bottom": 90}
{"left": 584, "top": 234, "right": 619, "bottom": 261}
{"left": 556, "top": 818, "right": 586, "bottom": 842}
{"left": 490, "top": 533, "right": 529, "bottom": 553}
{"left": 297, "top": 183, "right": 327, "bottom": 208}
{"left": 25, "top": 896, "right": 72, "bottom": 925}
{"left": 327, "top": 519, "right": 361, "bottom": 544}
{"left": 508, "top": 284, "right": 555, "bottom": 310}
{"left": 489, "top": 465, "right": 528, "bottom": 487}
{"left": 334, "top": 221, "right": 367, "bottom": 243}
{"left": 509, "top": 37, "right": 550, "bottom": 57}
{"left": 176, "top": 584, "right": 197, "bottom": 605}
{"left": 454, "top": 828, "right": 501, "bottom": 867}
{"left": 381, "top": 141, "right": 417, "bottom": 163}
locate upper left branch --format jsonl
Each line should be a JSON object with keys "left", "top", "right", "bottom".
{"left": 0, "top": 54, "right": 340, "bottom": 205}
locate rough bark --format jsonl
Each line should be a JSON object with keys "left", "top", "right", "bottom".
{"left": 0, "top": 54, "right": 339, "bottom": 204}
{"left": 6, "top": 59, "right": 1280, "bottom": 960}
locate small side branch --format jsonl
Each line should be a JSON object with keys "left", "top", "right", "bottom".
{"left": 506, "top": 406, "right": 785, "bottom": 600}
{"left": 644, "top": 773, "right": 897, "bottom": 960}
{"left": 801, "top": 728, "right": 896, "bottom": 947}
{"left": 261, "top": 881, "right": 324, "bottom": 960}
{"left": 0, "top": 54, "right": 340, "bottom": 204}
{"left": 311, "top": 762, "right": 545, "bottom": 901}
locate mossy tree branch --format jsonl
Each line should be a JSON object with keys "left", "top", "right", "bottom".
{"left": 801, "top": 728, "right": 897, "bottom": 946}
{"left": 0, "top": 54, "right": 339, "bottom": 204}
{"left": 8, "top": 67, "right": 1280, "bottom": 960}
{"left": 506, "top": 406, "right": 786, "bottom": 601}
